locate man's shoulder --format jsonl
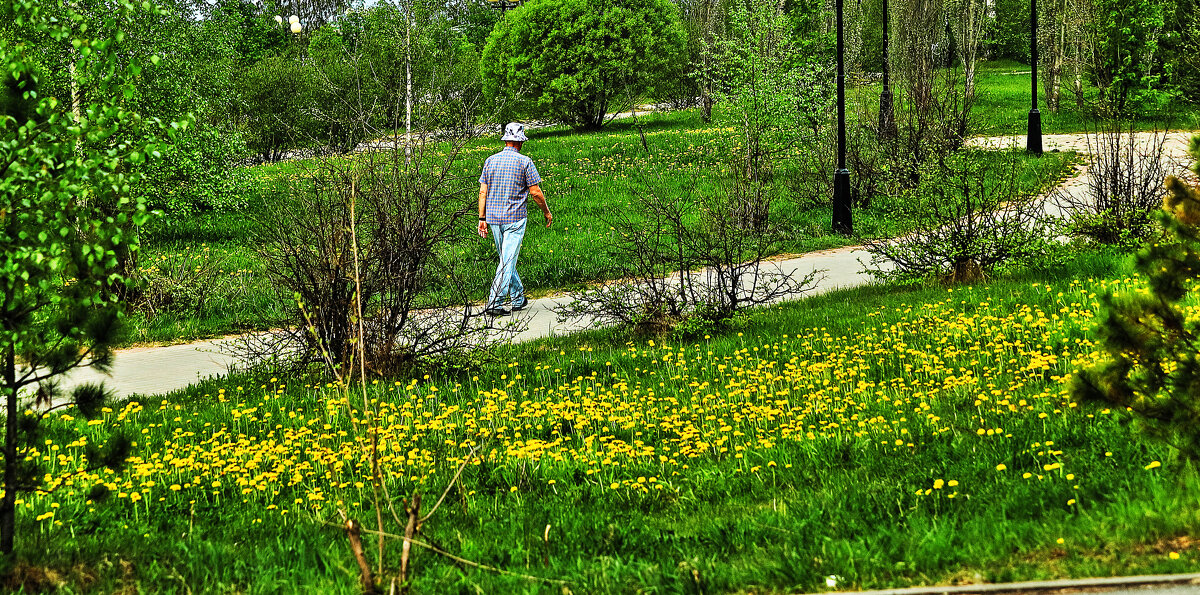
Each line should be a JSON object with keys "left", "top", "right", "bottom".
{"left": 496, "top": 150, "right": 533, "bottom": 166}
{"left": 484, "top": 149, "right": 536, "bottom": 173}
{"left": 482, "top": 151, "right": 506, "bottom": 171}
{"left": 510, "top": 151, "right": 535, "bottom": 167}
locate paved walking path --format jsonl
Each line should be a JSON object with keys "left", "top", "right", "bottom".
{"left": 60, "top": 244, "right": 885, "bottom": 399}
{"left": 59, "top": 130, "right": 1199, "bottom": 399}
{"left": 815, "top": 572, "right": 1200, "bottom": 595}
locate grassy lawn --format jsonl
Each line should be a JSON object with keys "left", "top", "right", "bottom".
{"left": 846, "top": 60, "right": 1200, "bottom": 136}
{"left": 12, "top": 246, "right": 1200, "bottom": 592}
{"left": 128, "top": 104, "right": 1078, "bottom": 346}
{"left": 952, "top": 60, "right": 1199, "bottom": 136}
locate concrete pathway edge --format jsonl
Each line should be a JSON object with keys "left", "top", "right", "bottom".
{"left": 811, "top": 572, "right": 1200, "bottom": 595}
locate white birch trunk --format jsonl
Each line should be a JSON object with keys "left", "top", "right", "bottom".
{"left": 405, "top": 8, "right": 412, "bottom": 164}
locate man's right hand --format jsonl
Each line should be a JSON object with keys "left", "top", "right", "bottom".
{"left": 477, "top": 220, "right": 488, "bottom": 237}
{"left": 544, "top": 210, "right": 553, "bottom": 228}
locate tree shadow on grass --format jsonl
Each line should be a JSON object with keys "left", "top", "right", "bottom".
{"left": 530, "top": 112, "right": 709, "bottom": 141}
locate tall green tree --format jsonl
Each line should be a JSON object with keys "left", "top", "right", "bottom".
{"left": 481, "top": 0, "right": 686, "bottom": 129}
{"left": 1089, "top": 0, "right": 1167, "bottom": 114}
{"left": 710, "top": 0, "right": 833, "bottom": 188}
{"left": 989, "top": 0, "right": 1029, "bottom": 62}
{"left": 1162, "top": 0, "right": 1200, "bottom": 103}
{"left": 0, "top": 0, "right": 176, "bottom": 554}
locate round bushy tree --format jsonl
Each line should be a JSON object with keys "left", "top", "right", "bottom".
{"left": 481, "top": 0, "right": 685, "bottom": 129}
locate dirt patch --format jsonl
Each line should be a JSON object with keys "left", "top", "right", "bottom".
{"left": 2, "top": 560, "right": 103, "bottom": 593}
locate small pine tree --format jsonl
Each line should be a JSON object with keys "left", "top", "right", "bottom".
{"left": 1073, "top": 135, "right": 1200, "bottom": 459}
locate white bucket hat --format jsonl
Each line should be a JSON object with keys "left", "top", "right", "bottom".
{"left": 501, "top": 122, "right": 528, "bottom": 142}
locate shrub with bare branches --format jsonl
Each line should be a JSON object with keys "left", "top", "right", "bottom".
{"left": 1055, "top": 122, "right": 1173, "bottom": 244}
{"left": 555, "top": 172, "right": 819, "bottom": 336}
{"left": 864, "top": 150, "right": 1053, "bottom": 283}
{"left": 247, "top": 140, "right": 519, "bottom": 376}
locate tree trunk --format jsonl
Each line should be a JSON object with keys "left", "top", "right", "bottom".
{"left": 1045, "top": 45, "right": 1063, "bottom": 112}
{"left": 1073, "top": 46, "right": 1084, "bottom": 109}
{"left": 405, "top": 8, "right": 413, "bottom": 165}
{"left": 699, "top": 1, "right": 716, "bottom": 123}
{"left": 964, "top": 60, "right": 977, "bottom": 99}
{"left": 1, "top": 345, "right": 18, "bottom": 555}
{"left": 953, "top": 0, "right": 985, "bottom": 100}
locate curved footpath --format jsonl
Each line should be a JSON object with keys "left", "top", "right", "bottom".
{"left": 805, "top": 572, "right": 1200, "bottom": 594}
{"left": 60, "top": 131, "right": 1199, "bottom": 399}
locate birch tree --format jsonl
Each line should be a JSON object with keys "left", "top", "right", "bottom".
{"left": 946, "top": 0, "right": 987, "bottom": 98}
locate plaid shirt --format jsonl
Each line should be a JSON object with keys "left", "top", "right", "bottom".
{"left": 479, "top": 147, "right": 542, "bottom": 225}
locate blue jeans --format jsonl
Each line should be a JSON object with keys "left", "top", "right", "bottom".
{"left": 488, "top": 218, "right": 527, "bottom": 310}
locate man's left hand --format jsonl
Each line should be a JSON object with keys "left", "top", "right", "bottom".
{"left": 477, "top": 220, "right": 488, "bottom": 237}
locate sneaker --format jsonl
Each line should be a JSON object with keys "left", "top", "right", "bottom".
{"left": 511, "top": 297, "right": 529, "bottom": 311}
{"left": 483, "top": 306, "right": 510, "bottom": 317}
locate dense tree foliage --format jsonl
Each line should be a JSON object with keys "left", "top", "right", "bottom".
{"left": 481, "top": 0, "right": 686, "bottom": 129}
{"left": 1090, "top": 0, "right": 1167, "bottom": 113}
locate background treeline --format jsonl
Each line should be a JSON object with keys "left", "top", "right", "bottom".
{"left": 2, "top": 0, "right": 1197, "bottom": 222}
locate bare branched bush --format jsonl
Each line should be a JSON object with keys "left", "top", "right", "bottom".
{"left": 864, "top": 150, "right": 1053, "bottom": 283}
{"left": 555, "top": 172, "right": 819, "bottom": 336}
{"left": 888, "top": 0, "right": 976, "bottom": 187}
{"left": 247, "top": 140, "right": 519, "bottom": 376}
{"left": 846, "top": 118, "right": 895, "bottom": 209}
{"left": 129, "top": 250, "right": 227, "bottom": 316}
{"left": 1055, "top": 122, "right": 1173, "bottom": 244}
{"left": 891, "top": 66, "right": 976, "bottom": 188}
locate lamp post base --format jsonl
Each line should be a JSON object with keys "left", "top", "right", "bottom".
{"left": 1027, "top": 108, "right": 1043, "bottom": 155}
{"left": 833, "top": 168, "right": 853, "bottom": 235}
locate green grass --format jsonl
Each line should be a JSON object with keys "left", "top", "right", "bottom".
{"left": 126, "top": 105, "right": 1079, "bottom": 346}
{"left": 13, "top": 246, "right": 1200, "bottom": 593}
{"left": 857, "top": 59, "right": 1200, "bottom": 136}
{"left": 124, "top": 242, "right": 283, "bottom": 345}
{"left": 968, "top": 61, "right": 1200, "bottom": 135}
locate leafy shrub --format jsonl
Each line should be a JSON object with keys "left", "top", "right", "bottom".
{"left": 233, "top": 54, "right": 321, "bottom": 161}
{"left": 139, "top": 125, "right": 251, "bottom": 218}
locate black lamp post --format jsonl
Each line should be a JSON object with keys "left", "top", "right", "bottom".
{"left": 878, "top": 0, "right": 896, "bottom": 139}
{"left": 1027, "top": 0, "right": 1043, "bottom": 154}
{"left": 832, "top": 0, "right": 853, "bottom": 234}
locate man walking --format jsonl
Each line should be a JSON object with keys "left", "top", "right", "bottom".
{"left": 477, "top": 122, "right": 552, "bottom": 316}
